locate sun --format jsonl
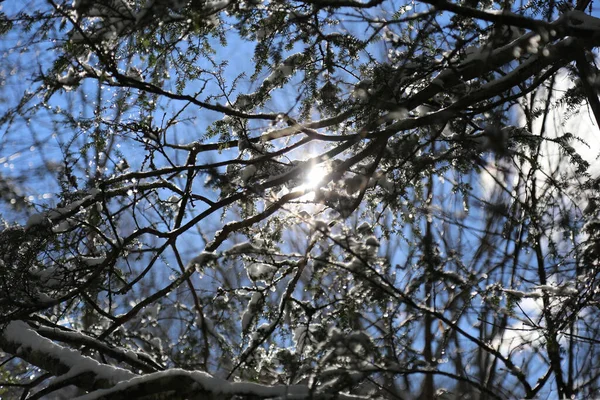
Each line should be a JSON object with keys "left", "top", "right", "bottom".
{"left": 303, "top": 162, "right": 328, "bottom": 189}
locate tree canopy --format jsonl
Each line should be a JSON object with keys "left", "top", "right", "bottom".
{"left": 1, "top": 0, "right": 600, "bottom": 398}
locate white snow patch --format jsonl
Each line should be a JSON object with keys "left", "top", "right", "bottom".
{"left": 241, "top": 292, "right": 262, "bottom": 332}
{"left": 188, "top": 251, "right": 217, "bottom": 272}
{"left": 246, "top": 263, "right": 277, "bottom": 283}
{"left": 364, "top": 236, "right": 379, "bottom": 247}
{"left": 240, "top": 164, "right": 258, "bottom": 183}
{"left": 225, "top": 241, "right": 258, "bottom": 255}
{"left": 26, "top": 213, "right": 49, "bottom": 229}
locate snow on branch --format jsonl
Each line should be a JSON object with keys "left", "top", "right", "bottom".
{"left": 35, "top": 325, "right": 163, "bottom": 373}
{"left": 73, "top": 368, "right": 368, "bottom": 400}
{"left": 0, "top": 321, "right": 135, "bottom": 391}
{"left": 2, "top": 321, "right": 368, "bottom": 399}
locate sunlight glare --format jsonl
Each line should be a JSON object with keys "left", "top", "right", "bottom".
{"left": 303, "top": 162, "right": 328, "bottom": 189}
